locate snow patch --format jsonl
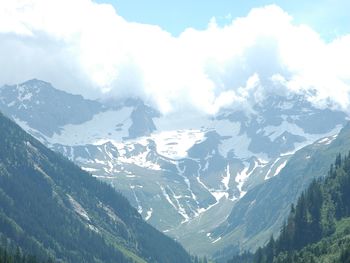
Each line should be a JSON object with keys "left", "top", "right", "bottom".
{"left": 235, "top": 166, "right": 249, "bottom": 198}
{"left": 49, "top": 108, "right": 133, "bottom": 145}
{"left": 264, "top": 158, "right": 281, "bottom": 180}
{"left": 273, "top": 160, "right": 288, "bottom": 177}
{"left": 131, "top": 186, "right": 143, "bottom": 214}
{"left": 222, "top": 164, "right": 231, "bottom": 191}
{"left": 82, "top": 167, "right": 98, "bottom": 172}
{"left": 317, "top": 134, "right": 338, "bottom": 145}
{"left": 117, "top": 147, "right": 161, "bottom": 170}
{"left": 235, "top": 160, "right": 263, "bottom": 198}
{"left": 67, "top": 194, "right": 90, "bottom": 221}
{"left": 212, "top": 237, "right": 222, "bottom": 244}
{"left": 150, "top": 129, "right": 205, "bottom": 159}
{"left": 145, "top": 208, "right": 153, "bottom": 221}
{"left": 159, "top": 184, "right": 190, "bottom": 223}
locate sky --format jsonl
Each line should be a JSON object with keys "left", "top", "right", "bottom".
{"left": 0, "top": 0, "right": 350, "bottom": 114}
{"left": 96, "top": 0, "right": 350, "bottom": 40}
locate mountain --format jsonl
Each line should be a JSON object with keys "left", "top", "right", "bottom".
{"left": 0, "top": 79, "right": 105, "bottom": 138}
{"left": 0, "top": 79, "right": 348, "bottom": 256}
{"left": 0, "top": 112, "right": 191, "bottom": 263}
{"left": 212, "top": 124, "right": 350, "bottom": 261}
{"left": 228, "top": 149, "right": 350, "bottom": 263}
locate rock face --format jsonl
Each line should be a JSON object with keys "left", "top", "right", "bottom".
{"left": 0, "top": 79, "right": 348, "bottom": 255}
{"left": 127, "top": 99, "right": 160, "bottom": 139}
{"left": 0, "top": 79, "right": 104, "bottom": 137}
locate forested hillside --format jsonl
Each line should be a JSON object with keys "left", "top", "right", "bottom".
{"left": 229, "top": 153, "right": 350, "bottom": 263}
{"left": 0, "top": 245, "right": 51, "bottom": 263}
{"left": 0, "top": 112, "right": 191, "bottom": 263}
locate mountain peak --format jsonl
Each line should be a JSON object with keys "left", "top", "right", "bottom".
{"left": 0, "top": 80, "right": 104, "bottom": 137}
{"left": 20, "top": 78, "right": 52, "bottom": 87}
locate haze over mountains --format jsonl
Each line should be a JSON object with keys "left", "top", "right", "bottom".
{"left": 2, "top": 2, "right": 350, "bottom": 116}
{"left": 1, "top": 1, "right": 350, "bottom": 262}
{"left": 0, "top": 79, "right": 348, "bottom": 257}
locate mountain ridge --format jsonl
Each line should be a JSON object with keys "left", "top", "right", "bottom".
{"left": 1, "top": 79, "right": 348, "bottom": 256}
{"left": 0, "top": 111, "right": 191, "bottom": 263}
{"left": 228, "top": 147, "right": 350, "bottom": 263}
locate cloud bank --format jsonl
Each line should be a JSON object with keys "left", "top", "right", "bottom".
{"left": 1, "top": 0, "right": 350, "bottom": 114}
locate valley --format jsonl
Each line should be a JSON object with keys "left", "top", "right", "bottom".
{"left": 2, "top": 1, "right": 350, "bottom": 262}
{"left": 0, "top": 79, "right": 347, "bottom": 256}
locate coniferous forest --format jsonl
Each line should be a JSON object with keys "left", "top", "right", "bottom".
{"left": 3, "top": 106, "right": 350, "bottom": 263}
{"left": 0, "top": 246, "right": 52, "bottom": 263}
{"left": 2, "top": 2, "right": 350, "bottom": 263}
{"left": 0, "top": 112, "right": 191, "bottom": 263}
{"left": 229, "top": 153, "right": 350, "bottom": 263}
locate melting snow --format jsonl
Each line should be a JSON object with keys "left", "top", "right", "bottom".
{"left": 150, "top": 129, "right": 205, "bottom": 159}
{"left": 67, "top": 194, "right": 90, "bottom": 221}
{"left": 203, "top": 164, "right": 233, "bottom": 204}
{"left": 145, "top": 208, "right": 153, "bottom": 221}
{"left": 317, "top": 134, "right": 338, "bottom": 145}
{"left": 212, "top": 237, "right": 222, "bottom": 244}
{"left": 117, "top": 149, "right": 161, "bottom": 170}
{"left": 235, "top": 160, "right": 264, "bottom": 198}
{"left": 273, "top": 160, "right": 288, "bottom": 177}
{"left": 7, "top": 101, "right": 16, "bottom": 107}
{"left": 264, "top": 122, "right": 342, "bottom": 151}
{"left": 92, "top": 175, "right": 115, "bottom": 179}
{"left": 196, "top": 168, "right": 234, "bottom": 215}
{"left": 131, "top": 186, "right": 143, "bottom": 214}
{"left": 82, "top": 167, "right": 98, "bottom": 172}
{"left": 177, "top": 162, "right": 198, "bottom": 202}
{"left": 19, "top": 92, "right": 33, "bottom": 101}
{"left": 159, "top": 184, "right": 190, "bottom": 223}
{"left": 235, "top": 166, "right": 249, "bottom": 198}
{"left": 265, "top": 157, "right": 289, "bottom": 180}
{"left": 222, "top": 164, "right": 231, "bottom": 191}
{"left": 49, "top": 108, "right": 133, "bottom": 145}
{"left": 264, "top": 158, "right": 281, "bottom": 180}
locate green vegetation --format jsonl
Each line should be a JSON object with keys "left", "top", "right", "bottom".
{"left": 214, "top": 124, "right": 350, "bottom": 261}
{"left": 0, "top": 112, "right": 191, "bottom": 263}
{"left": 0, "top": 245, "right": 52, "bottom": 263}
{"left": 191, "top": 255, "right": 210, "bottom": 263}
{"left": 228, "top": 152, "right": 350, "bottom": 263}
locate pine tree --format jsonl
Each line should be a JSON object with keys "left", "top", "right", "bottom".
{"left": 335, "top": 153, "right": 342, "bottom": 168}
{"left": 265, "top": 235, "right": 275, "bottom": 263}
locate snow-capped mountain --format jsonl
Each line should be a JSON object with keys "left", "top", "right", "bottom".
{"left": 0, "top": 79, "right": 348, "bottom": 255}
{"left": 0, "top": 79, "right": 104, "bottom": 138}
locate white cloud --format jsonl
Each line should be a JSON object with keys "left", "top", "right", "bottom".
{"left": 0, "top": 1, "right": 350, "bottom": 114}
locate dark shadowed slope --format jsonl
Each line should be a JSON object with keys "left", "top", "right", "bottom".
{"left": 0, "top": 112, "right": 191, "bottom": 263}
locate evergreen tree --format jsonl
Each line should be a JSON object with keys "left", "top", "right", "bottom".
{"left": 228, "top": 153, "right": 350, "bottom": 263}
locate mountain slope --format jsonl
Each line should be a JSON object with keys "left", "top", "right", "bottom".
{"left": 1, "top": 79, "right": 348, "bottom": 256}
{"left": 0, "top": 246, "right": 46, "bottom": 263}
{"left": 0, "top": 112, "right": 191, "bottom": 263}
{"left": 212, "top": 124, "right": 350, "bottom": 260}
{"left": 228, "top": 151, "right": 350, "bottom": 263}
{"left": 0, "top": 79, "right": 105, "bottom": 137}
